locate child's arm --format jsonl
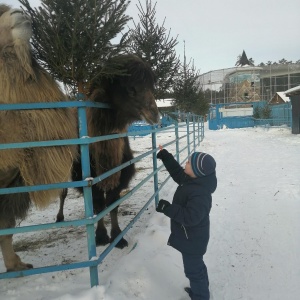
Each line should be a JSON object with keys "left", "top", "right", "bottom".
{"left": 164, "top": 191, "right": 210, "bottom": 227}
{"left": 156, "top": 146, "right": 187, "bottom": 185}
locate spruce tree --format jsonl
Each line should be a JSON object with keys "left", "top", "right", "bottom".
{"left": 19, "top": 0, "right": 131, "bottom": 94}
{"left": 172, "top": 44, "right": 209, "bottom": 116}
{"left": 128, "top": 0, "right": 180, "bottom": 99}
{"left": 235, "top": 50, "right": 254, "bottom": 66}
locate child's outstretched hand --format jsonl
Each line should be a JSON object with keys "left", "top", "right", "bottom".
{"left": 156, "top": 145, "right": 168, "bottom": 160}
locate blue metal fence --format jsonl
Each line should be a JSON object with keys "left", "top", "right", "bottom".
{"left": 208, "top": 101, "right": 292, "bottom": 130}
{"left": 0, "top": 98, "right": 204, "bottom": 287}
{"left": 127, "top": 121, "right": 155, "bottom": 137}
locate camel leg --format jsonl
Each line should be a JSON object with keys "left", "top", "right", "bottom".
{"left": 110, "top": 205, "right": 128, "bottom": 249}
{"left": 0, "top": 234, "right": 33, "bottom": 272}
{"left": 106, "top": 188, "right": 128, "bottom": 249}
{"left": 108, "top": 142, "right": 134, "bottom": 249}
{"left": 105, "top": 150, "right": 135, "bottom": 249}
{"left": 56, "top": 188, "right": 68, "bottom": 222}
{"left": 93, "top": 187, "right": 110, "bottom": 246}
{"left": 0, "top": 178, "right": 32, "bottom": 271}
{"left": 94, "top": 218, "right": 110, "bottom": 246}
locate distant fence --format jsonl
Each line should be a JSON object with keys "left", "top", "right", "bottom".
{"left": 128, "top": 111, "right": 193, "bottom": 136}
{"left": 0, "top": 96, "right": 204, "bottom": 287}
{"left": 208, "top": 101, "right": 292, "bottom": 130}
{"left": 128, "top": 121, "right": 155, "bottom": 137}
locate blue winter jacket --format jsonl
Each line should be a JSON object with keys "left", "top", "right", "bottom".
{"left": 159, "top": 150, "right": 217, "bottom": 255}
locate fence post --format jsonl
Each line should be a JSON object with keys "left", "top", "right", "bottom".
{"left": 193, "top": 114, "right": 196, "bottom": 152}
{"left": 186, "top": 113, "right": 191, "bottom": 156}
{"left": 201, "top": 117, "right": 204, "bottom": 141}
{"left": 175, "top": 119, "right": 180, "bottom": 162}
{"left": 197, "top": 116, "right": 200, "bottom": 146}
{"left": 77, "top": 93, "right": 99, "bottom": 287}
{"left": 151, "top": 125, "right": 159, "bottom": 206}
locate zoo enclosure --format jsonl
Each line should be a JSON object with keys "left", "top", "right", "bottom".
{"left": 199, "top": 63, "right": 300, "bottom": 104}
{"left": 0, "top": 96, "right": 204, "bottom": 287}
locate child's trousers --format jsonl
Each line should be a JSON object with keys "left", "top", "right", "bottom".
{"left": 182, "top": 253, "right": 209, "bottom": 300}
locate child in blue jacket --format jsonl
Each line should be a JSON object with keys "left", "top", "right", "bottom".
{"left": 156, "top": 145, "right": 217, "bottom": 300}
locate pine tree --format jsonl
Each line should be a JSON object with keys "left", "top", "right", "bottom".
{"left": 172, "top": 43, "right": 209, "bottom": 116}
{"left": 248, "top": 57, "right": 255, "bottom": 65}
{"left": 19, "top": 0, "right": 131, "bottom": 94}
{"left": 127, "top": 0, "right": 180, "bottom": 99}
{"left": 279, "top": 58, "right": 288, "bottom": 64}
{"left": 235, "top": 50, "right": 254, "bottom": 66}
{"left": 261, "top": 104, "right": 272, "bottom": 119}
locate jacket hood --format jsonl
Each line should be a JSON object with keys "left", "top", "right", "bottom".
{"left": 190, "top": 172, "right": 217, "bottom": 193}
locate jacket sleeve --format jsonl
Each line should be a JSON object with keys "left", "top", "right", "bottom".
{"left": 164, "top": 190, "right": 210, "bottom": 227}
{"left": 158, "top": 150, "right": 187, "bottom": 185}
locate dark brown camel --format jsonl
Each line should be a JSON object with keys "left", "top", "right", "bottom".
{"left": 56, "top": 54, "right": 159, "bottom": 248}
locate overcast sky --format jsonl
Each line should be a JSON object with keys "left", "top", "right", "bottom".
{"left": 9, "top": 0, "right": 300, "bottom": 73}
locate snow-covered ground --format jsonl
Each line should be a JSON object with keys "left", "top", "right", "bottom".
{"left": 1, "top": 124, "right": 299, "bottom": 300}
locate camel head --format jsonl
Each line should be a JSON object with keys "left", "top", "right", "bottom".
{"left": 0, "top": 5, "right": 35, "bottom": 78}
{"left": 90, "top": 55, "right": 160, "bottom": 126}
{"left": 0, "top": 5, "right": 32, "bottom": 48}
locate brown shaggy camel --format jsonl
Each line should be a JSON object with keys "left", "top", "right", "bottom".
{"left": 0, "top": 5, "right": 77, "bottom": 271}
{"left": 57, "top": 54, "right": 159, "bottom": 249}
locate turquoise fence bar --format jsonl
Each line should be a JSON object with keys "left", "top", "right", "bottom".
{"left": 151, "top": 126, "right": 159, "bottom": 206}
{"left": 0, "top": 98, "right": 204, "bottom": 287}
{"left": 175, "top": 119, "right": 180, "bottom": 162}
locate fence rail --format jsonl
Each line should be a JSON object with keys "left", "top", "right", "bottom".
{"left": 0, "top": 99, "right": 204, "bottom": 286}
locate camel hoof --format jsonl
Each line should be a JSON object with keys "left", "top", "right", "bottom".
{"left": 56, "top": 215, "right": 64, "bottom": 222}
{"left": 7, "top": 262, "right": 33, "bottom": 272}
{"left": 114, "top": 238, "right": 128, "bottom": 249}
{"left": 95, "top": 234, "right": 110, "bottom": 246}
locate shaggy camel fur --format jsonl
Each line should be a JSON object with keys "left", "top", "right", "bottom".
{"left": 0, "top": 5, "right": 77, "bottom": 271}
{"left": 57, "top": 54, "right": 159, "bottom": 248}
